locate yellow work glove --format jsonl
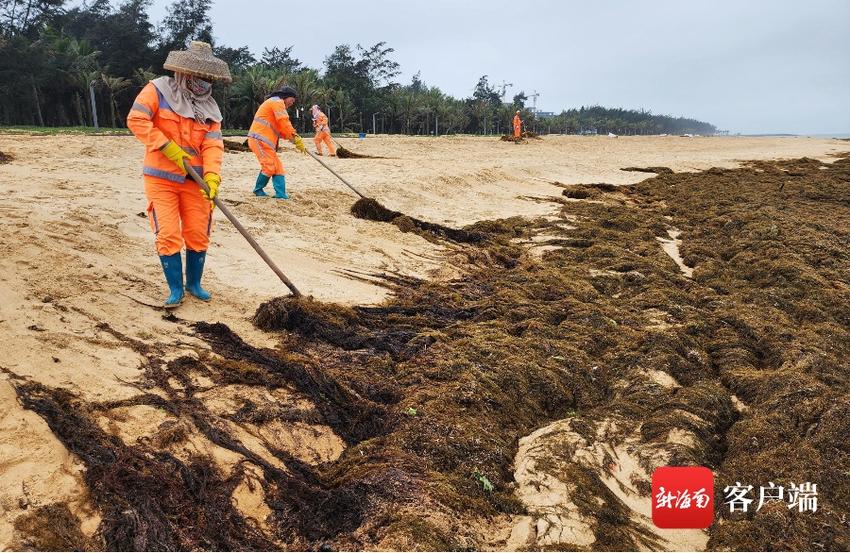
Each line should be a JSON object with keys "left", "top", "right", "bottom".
{"left": 292, "top": 134, "right": 306, "bottom": 154}
{"left": 160, "top": 141, "right": 192, "bottom": 175}
{"left": 202, "top": 172, "right": 220, "bottom": 201}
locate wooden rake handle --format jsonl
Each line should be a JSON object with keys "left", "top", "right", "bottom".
{"left": 184, "top": 162, "right": 302, "bottom": 297}
{"left": 306, "top": 151, "right": 367, "bottom": 199}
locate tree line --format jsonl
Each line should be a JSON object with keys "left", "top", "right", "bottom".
{"left": 0, "top": 0, "right": 717, "bottom": 135}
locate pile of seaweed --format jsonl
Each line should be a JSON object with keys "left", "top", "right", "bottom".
{"left": 562, "top": 182, "right": 620, "bottom": 199}
{"left": 0, "top": 150, "right": 14, "bottom": 163}
{"left": 499, "top": 131, "right": 542, "bottom": 143}
{"left": 223, "top": 139, "right": 251, "bottom": 152}
{"left": 635, "top": 155, "right": 850, "bottom": 549}
{"left": 10, "top": 154, "right": 850, "bottom": 550}
{"left": 350, "top": 197, "right": 486, "bottom": 244}
{"left": 3, "top": 323, "right": 384, "bottom": 551}
{"left": 225, "top": 139, "right": 385, "bottom": 158}
{"left": 336, "top": 145, "right": 384, "bottom": 159}
{"left": 621, "top": 166, "right": 674, "bottom": 174}
{"left": 4, "top": 375, "right": 274, "bottom": 551}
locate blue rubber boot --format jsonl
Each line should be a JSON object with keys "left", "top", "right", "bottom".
{"left": 185, "top": 249, "right": 211, "bottom": 301}
{"left": 272, "top": 174, "right": 289, "bottom": 199}
{"left": 253, "top": 172, "right": 270, "bottom": 196}
{"left": 159, "top": 252, "right": 184, "bottom": 307}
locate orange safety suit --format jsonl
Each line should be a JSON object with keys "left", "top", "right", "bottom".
{"left": 127, "top": 82, "right": 223, "bottom": 256}
{"left": 313, "top": 111, "right": 336, "bottom": 156}
{"left": 248, "top": 97, "right": 297, "bottom": 176}
{"left": 513, "top": 114, "right": 522, "bottom": 138}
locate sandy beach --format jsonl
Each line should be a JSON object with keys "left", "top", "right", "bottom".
{"left": 1, "top": 134, "right": 847, "bottom": 550}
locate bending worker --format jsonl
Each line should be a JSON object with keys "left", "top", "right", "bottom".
{"left": 513, "top": 110, "right": 522, "bottom": 139}
{"left": 248, "top": 86, "right": 306, "bottom": 199}
{"left": 311, "top": 104, "right": 336, "bottom": 156}
{"left": 127, "top": 41, "right": 230, "bottom": 307}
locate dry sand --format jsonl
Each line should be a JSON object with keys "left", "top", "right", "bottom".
{"left": 0, "top": 133, "right": 845, "bottom": 548}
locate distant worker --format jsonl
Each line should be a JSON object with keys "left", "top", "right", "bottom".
{"left": 311, "top": 104, "right": 336, "bottom": 156}
{"left": 127, "top": 41, "right": 230, "bottom": 307}
{"left": 513, "top": 110, "right": 522, "bottom": 139}
{"left": 248, "top": 86, "right": 306, "bottom": 199}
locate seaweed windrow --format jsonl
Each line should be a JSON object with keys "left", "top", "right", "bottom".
{"left": 336, "top": 145, "right": 385, "bottom": 159}
{"left": 350, "top": 197, "right": 486, "bottom": 244}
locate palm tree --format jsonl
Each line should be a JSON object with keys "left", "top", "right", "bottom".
{"left": 67, "top": 69, "right": 100, "bottom": 126}
{"left": 322, "top": 88, "right": 355, "bottom": 132}
{"left": 471, "top": 100, "right": 490, "bottom": 135}
{"left": 228, "top": 66, "right": 276, "bottom": 126}
{"left": 101, "top": 73, "right": 131, "bottom": 127}
{"left": 290, "top": 69, "right": 318, "bottom": 132}
{"left": 397, "top": 90, "right": 417, "bottom": 134}
{"left": 132, "top": 68, "right": 157, "bottom": 87}
{"left": 442, "top": 100, "right": 468, "bottom": 134}
{"left": 52, "top": 37, "right": 100, "bottom": 125}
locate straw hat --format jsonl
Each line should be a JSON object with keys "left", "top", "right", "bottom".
{"left": 163, "top": 41, "right": 232, "bottom": 83}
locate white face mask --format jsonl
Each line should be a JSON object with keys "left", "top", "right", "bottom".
{"left": 186, "top": 76, "right": 212, "bottom": 95}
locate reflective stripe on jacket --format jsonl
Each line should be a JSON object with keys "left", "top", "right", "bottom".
{"left": 127, "top": 82, "right": 224, "bottom": 184}
{"left": 313, "top": 112, "right": 330, "bottom": 133}
{"left": 248, "top": 97, "right": 297, "bottom": 149}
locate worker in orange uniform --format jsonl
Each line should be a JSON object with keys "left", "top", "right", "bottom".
{"left": 248, "top": 86, "right": 306, "bottom": 199}
{"left": 311, "top": 104, "right": 336, "bottom": 156}
{"left": 127, "top": 41, "right": 231, "bottom": 307}
{"left": 513, "top": 110, "right": 522, "bottom": 139}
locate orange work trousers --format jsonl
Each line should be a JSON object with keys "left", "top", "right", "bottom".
{"left": 145, "top": 179, "right": 213, "bottom": 256}
{"left": 248, "top": 137, "right": 285, "bottom": 177}
{"left": 314, "top": 131, "right": 336, "bottom": 156}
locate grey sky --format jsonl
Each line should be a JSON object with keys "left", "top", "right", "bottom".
{"left": 147, "top": 0, "right": 850, "bottom": 134}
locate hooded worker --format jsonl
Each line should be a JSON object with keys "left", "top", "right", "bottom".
{"left": 513, "top": 110, "right": 522, "bottom": 139}
{"left": 248, "top": 86, "right": 306, "bottom": 199}
{"left": 311, "top": 104, "right": 336, "bottom": 156}
{"left": 127, "top": 41, "right": 230, "bottom": 307}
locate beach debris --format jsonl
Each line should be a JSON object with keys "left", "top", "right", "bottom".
{"left": 336, "top": 145, "right": 384, "bottom": 159}
{"left": 223, "top": 139, "right": 251, "bottom": 152}
{"left": 350, "top": 198, "right": 485, "bottom": 244}
{"left": 620, "top": 166, "right": 674, "bottom": 174}
{"left": 473, "top": 470, "right": 494, "bottom": 493}
{"left": 500, "top": 130, "right": 542, "bottom": 142}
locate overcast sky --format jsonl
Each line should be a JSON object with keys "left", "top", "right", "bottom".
{"left": 146, "top": 0, "right": 850, "bottom": 134}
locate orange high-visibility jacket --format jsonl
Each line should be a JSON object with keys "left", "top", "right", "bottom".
{"left": 513, "top": 114, "right": 521, "bottom": 129}
{"left": 248, "top": 97, "right": 297, "bottom": 150}
{"left": 127, "top": 82, "right": 223, "bottom": 185}
{"left": 313, "top": 112, "right": 330, "bottom": 133}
